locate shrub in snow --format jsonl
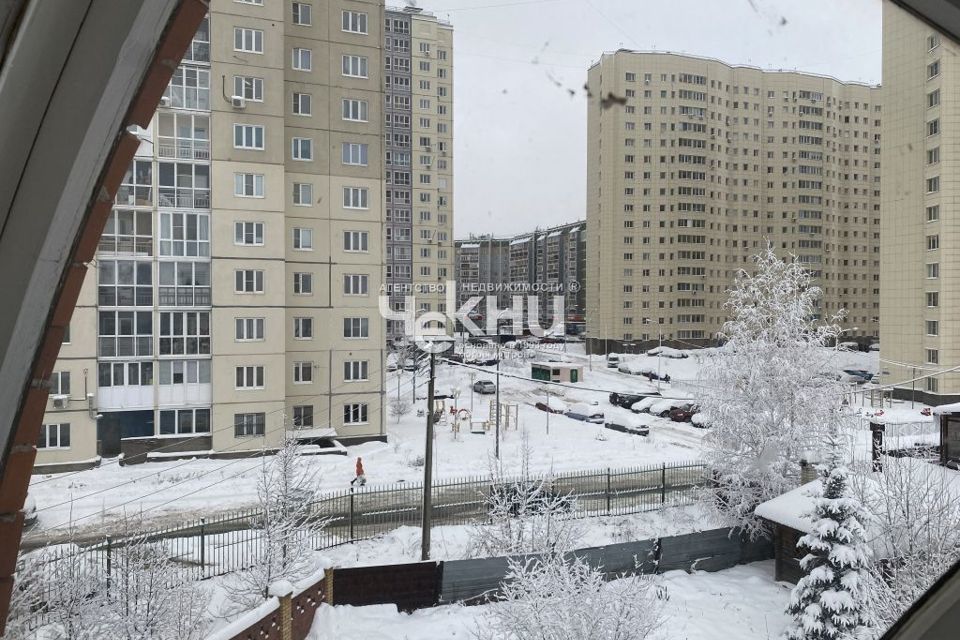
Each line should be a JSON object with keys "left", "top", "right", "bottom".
{"left": 389, "top": 398, "right": 411, "bottom": 423}
{"left": 699, "top": 247, "right": 849, "bottom": 537}
{"left": 784, "top": 436, "right": 871, "bottom": 640}
{"left": 479, "top": 552, "right": 662, "bottom": 640}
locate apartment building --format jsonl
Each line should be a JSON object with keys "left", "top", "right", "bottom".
{"left": 35, "top": 0, "right": 452, "bottom": 471}
{"left": 881, "top": 4, "right": 959, "bottom": 403}
{"left": 455, "top": 221, "right": 586, "bottom": 332}
{"left": 586, "top": 51, "right": 881, "bottom": 355}
{"left": 384, "top": 6, "right": 455, "bottom": 344}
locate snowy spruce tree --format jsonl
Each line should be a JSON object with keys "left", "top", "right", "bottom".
{"left": 784, "top": 434, "right": 871, "bottom": 640}
{"left": 699, "top": 247, "right": 848, "bottom": 536}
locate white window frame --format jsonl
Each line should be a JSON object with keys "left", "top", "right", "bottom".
{"left": 344, "top": 403, "right": 368, "bottom": 425}
{"left": 234, "top": 27, "right": 263, "bottom": 54}
{"left": 292, "top": 137, "right": 313, "bottom": 161}
{"left": 293, "top": 227, "right": 313, "bottom": 251}
{"left": 293, "top": 361, "right": 313, "bottom": 384}
{"left": 343, "top": 317, "right": 369, "bottom": 339}
{"left": 235, "top": 317, "right": 265, "bottom": 342}
{"left": 234, "top": 221, "right": 264, "bottom": 246}
{"left": 342, "top": 98, "right": 369, "bottom": 122}
{"left": 344, "top": 360, "right": 369, "bottom": 382}
{"left": 293, "top": 92, "right": 312, "bottom": 116}
{"left": 342, "top": 54, "right": 368, "bottom": 78}
{"left": 233, "top": 124, "right": 265, "bottom": 150}
{"left": 342, "top": 10, "right": 368, "bottom": 34}
{"left": 293, "top": 182, "right": 313, "bottom": 206}
{"left": 343, "top": 186, "right": 369, "bottom": 209}
{"left": 293, "top": 272, "right": 313, "bottom": 295}
{"left": 235, "top": 365, "right": 265, "bottom": 390}
{"left": 233, "top": 76, "right": 263, "bottom": 101}
{"left": 294, "top": 317, "right": 313, "bottom": 339}
{"left": 341, "top": 143, "right": 368, "bottom": 166}
{"left": 343, "top": 274, "right": 369, "bottom": 296}
{"left": 39, "top": 423, "right": 70, "bottom": 449}
{"left": 292, "top": 2, "right": 312, "bottom": 26}
{"left": 292, "top": 47, "right": 312, "bottom": 71}
{"left": 235, "top": 269, "right": 264, "bottom": 293}
{"left": 343, "top": 230, "right": 369, "bottom": 252}
{"left": 234, "top": 172, "right": 264, "bottom": 197}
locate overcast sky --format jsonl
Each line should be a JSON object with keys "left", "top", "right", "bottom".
{"left": 423, "top": 0, "right": 882, "bottom": 237}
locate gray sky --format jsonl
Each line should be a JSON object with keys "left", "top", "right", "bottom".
{"left": 425, "top": 0, "right": 882, "bottom": 237}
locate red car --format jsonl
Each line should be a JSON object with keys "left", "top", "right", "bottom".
{"left": 669, "top": 405, "right": 696, "bottom": 422}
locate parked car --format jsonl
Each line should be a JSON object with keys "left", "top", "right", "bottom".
{"left": 646, "top": 346, "right": 688, "bottom": 359}
{"left": 606, "top": 353, "right": 621, "bottom": 368}
{"left": 565, "top": 403, "right": 605, "bottom": 423}
{"left": 650, "top": 399, "right": 693, "bottom": 418}
{"left": 868, "top": 343, "right": 880, "bottom": 351}
{"left": 690, "top": 412, "right": 712, "bottom": 429}
{"left": 604, "top": 416, "right": 650, "bottom": 436}
{"left": 669, "top": 405, "right": 697, "bottom": 422}
{"left": 630, "top": 397, "right": 661, "bottom": 414}
{"left": 535, "top": 397, "right": 568, "bottom": 414}
{"left": 473, "top": 379, "right": 497, "bottom": 394}
{"left": 841, "top": 369, "right": 872, "bottom": 384}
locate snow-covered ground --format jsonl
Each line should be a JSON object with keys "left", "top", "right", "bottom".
{"left": 26, "top": 344, "right": 928, "bottom": 536}
{"left": 306, "top": 561, "right": 791, "bottom": 640}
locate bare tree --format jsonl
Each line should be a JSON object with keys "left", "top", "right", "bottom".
{"left": 478, "top": 552, "right": 663, "bottom": 640}
{"left": 390, "top": 398, "right": 412, "bottom": 423}
{"left": 698, "top": 247, "right": 848, "bottom": 537}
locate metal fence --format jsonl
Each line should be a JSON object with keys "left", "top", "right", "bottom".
{"left": 23, "top": 461, "right": 707, "bottom": 586}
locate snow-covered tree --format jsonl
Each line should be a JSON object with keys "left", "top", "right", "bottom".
{"left": 469, "top": 430, "right": 580, "bottom": 557}
{"left": 784, "top": 434, "right": 871, "bottom": 640}
{"left": 224, "top": 437, "right": 325, "bottom": 611}
{"left": 699, "top": 247, "right": 848, "bottom": 536}
{"left": 390, "top": 398, "right": 411, "bottom": 423}
{"left": 479, "top": 552, "right": 662, "bottom": 640}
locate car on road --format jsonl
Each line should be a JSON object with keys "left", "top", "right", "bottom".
{"left": 606, "top": 353, "right": 621, "bottom": 368}
{"left": 604, "top": 416, "right": 650, "bottom": 436}
{"left": 868, "top": 343, "right": 880, "bottom": 351}
{"left": 473, "top": 379, "right": 497, "bottom": 394}
{"left": 565, "top": 403, "right": 605, "bottom": 423}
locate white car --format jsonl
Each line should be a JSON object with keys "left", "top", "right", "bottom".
{"left": 649, "top": 399, "right": 693, "bottom": 417}
{"left": 565, "top": 403, "right": 605, "bottom": 423}
{"left": 606, "top": 353, "right": 621, "bottom": 368}
{"left": 646, "top": 346, "right": 688, "bottom": 359}
{"left": 630, "top": 397, "right": 660, "bottom": 414}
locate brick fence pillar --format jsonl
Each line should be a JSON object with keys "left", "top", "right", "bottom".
{"left": 268, "top": 582, "right": 294, "bottom": 640}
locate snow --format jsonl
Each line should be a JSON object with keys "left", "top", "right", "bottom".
{"left": 205, "top": 597, "right": 279, "bottom": 640}
{"left": 932, "top": 401, "right": 960, "bottom": 415}
{"left": 305, "top": 562, "right": 791, "bottom": 640}
{"left": 754, "top": 480, "right": 821, "bottom": 534}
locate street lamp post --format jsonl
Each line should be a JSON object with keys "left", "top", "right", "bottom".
{"left": 495, "top": 337, "right": 501, "bottom": 460}
{"left": 420, "top": 335, "right": 453, "bottom": 561}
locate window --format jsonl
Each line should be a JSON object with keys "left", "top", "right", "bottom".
{"left": 344, "top": 360, "right": 368, "bottom": 382}
{"left": 98, "top": 311, "right": 152, "bottom": 357}
{"left": 342, "top": 143, "right": 368, "bottom": 165}
{"left": 159, "top": 311, "right": 211, "bottom": 355}
{"left": 343, "top": 317, "right": 369, "bottom": 338}
{"left": 927, "top": 320, "right": 939, "bottom": 336}
{"left": 292, "top": 2, "right": 311, "bottom": 25}
{"left": 342, "top": 98, "right": 368, "bottom": 122}
{"left": 236, "top": 317, "right": 265, "bottom": 341}
{"left": 292, "top": 137, "right": 313, "bottom": 160}
{"left": 234, "top": 27, "right": 263, "bottom": 53}
{"left": 294, "top": 317, "right": 313, "bottom": 339}
{"left": 100, "top": 209, "right": 152, "bottom": 255}
{"left": 293, "top": 227, "right": 313, "bottom": 250}
{"left": 234, "top": 173, "right": 264, "bottom": 197}
{"left": 158, "top": 162, "right": 210, "bottom": 209}
{"left": 928, "top": 60, "right": 940, "bottom": 79}
{"left": 159, "top": 408, "right": 210, "bottom": 435}
{"left": 927, "top": 263, "right": 940, "bottom": 279}
{"left": 235, "top": 269, "right": 264, "bottom": 293}
{"left": 927, "top": 176, "right": 940, "bottom": 193}
{"left": 927, "top": 147, "right": 940, "bottom": 164}
{"left": 293, "top": 182, "right": 313, "bottom": 206}
{"left": 38, "top": 423, "right": 70, "bottom": 449}
{"left": 293, "top": 92, "right": 312, "bottom": 115}
{"left": 158, "top": 360, "right": 208, "bottom": 385}
{"left": 928, "top": 89, "right": 940, "bottom": 108}
{"left": 343, "top": 230, "right": 369, "bottom": 252}
{"left": 927, "top": 119, "right": 939, "bottom": 136}
{"left": 236, "top": 365, "right": 265, "bottom": 389}
{"left": 234, "top": 221, "right": 264, "bottom": 246}
{"left": 342, "top": 10, "right": 368, "bottom": 34}
{"left": 927, "top": 234, "right": 940, "bottom": 251}
{"left": 927, "top": 291, "right": 939, "bottom": 307}
{"left": 927, "top": 349, "right": 940, "bottom": 365}
{"left": 234, "top": 413, "right": 265, "bottom": 437}
{"left": 98, "top": 260, "right": 153, "bottom": 306}
{"left": 927, "top": 205, "right": 939, "bottom": 222}
{"left": 163, "top": 66, "right": 210, "bottom": 110}
{"left": 158, "top": 261, "right": 210, "bottom": 306}
{"left": 342, "top": 55, "right": 368, "bottom": 78}
{"left": 292, "top": 405, "right": 313, "bottom": 428}
{"left": 234, "top": 124, "right": 265, "bottom": 149}
{"left": 343, "top": 186, "right": 369, "bottom": 208}
{"left": 292, "top": 47, "right": 312, "bottom": 71}
{"left": 927, "top": 377, "right": 939, "bottom": 393}
{"left": 344, "top": 274, "right": 369, "bottom": 295}
{"left": 99, "top": 362, "right": 153, "bottom": 387}
{"left": 293, "top": 272, "right": 313, "bottom": 295}
{"left": 233, "top": 75, "right": 263, "bottom": 101}
{"left": 928, "top": 33, "right": 941, "bottom": 50}
{"left": 63, "top": 324, "right": 70, "bottom": 344}
{"left": 49, "top": 371, "right": 70, "bottom": 396}
{"left": 293, "top": 361, "right": 313, "bottom": 383}
{"left": 344, "top": 403, "right": 368, "bottom": 424}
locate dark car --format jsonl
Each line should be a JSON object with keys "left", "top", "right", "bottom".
{"left": 535, "top": 401, "right": 565, "bottom": 414}
{"left": 609, "top": 391, "right": 659, "bottom": 409}
{"left": 604, "top": 418, "right": 650, "bottom": 437}
{"left": 669, "top": 405, "right": 697, "bottom": 422}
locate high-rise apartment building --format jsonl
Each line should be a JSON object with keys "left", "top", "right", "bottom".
{"left": 384, "top": 6, "right": 454, "bottom": 344}
{"left": 881, "top": 4, "right": 957, "bottom": 402}
{"left": 34, "top": 1, "right": 453, "bottom": 472}
{"left": 586, "top": 51, "right": 881, "bottom": 355}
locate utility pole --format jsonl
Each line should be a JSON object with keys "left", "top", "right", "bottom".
{"left": 546, "top": 385, "right": 551, "bottom": 435}
{"left": 911, "top": 367, "right": 916, "bottom": 409}
{"left": 495, "top": 337, "right": 501, "bottom": 459}
{"left": 656, "top": 330, "right": 663, "bottom": 391}
{"left": 421, "top": 349, "right": 437, "bottom": 561}
{"left": 468, "top": 371, "right": 476, "bottom": 413}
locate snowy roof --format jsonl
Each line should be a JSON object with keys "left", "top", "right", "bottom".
{"left": 292, "top": 427, "right": 338, "bottom": 440}
{"left": 547, "top": 231, "right": 561, "bottom": 238}
{"left": 531, "top": 361, "right": 581, "bottom": 369}
{"left": 459, "top": 243, "right": 480, "bottom": 249}
{"left": 932, "top": 402, "right": 960, "bottom": 415}
{"left": 510, "top": 237, "right": 529, "bottom": 245}
{"left": 754, "top": 480, "right": 820, "bottom": 534}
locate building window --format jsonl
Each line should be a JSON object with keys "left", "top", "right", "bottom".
{"left": 158, "top": 261, "right": 210, "bottom": 306}
{"left": 234, "top": 124, "right": 265, "bottom": 149}
{"left": 344, "top": 360, "right": 368, "bottom": 382}
{"left": 294, "top": 317, "right": 313, "bottom": 339}
{"left": 927, "top": 291, "right": 939, "bottom": 307}
{"left": 233, "top": 75, "right": 263, "bottom": 101}
{"left": 236, "top": 317, "right": 265, "bottom": 341}
{"left": 343, "top": 317, "right": 369, "bottom": 338}
{"left": 159, "top": 408, "right": 210, "bottom": 435}
{"left": 343, "top": 230, "right": 369, "bottom": 252}
{"left": 928, "top": 89, "right": 940, "bottom": 108}
{"left": 928, "top": 33, "right": 942, "bottom": 50}
{"left": 236, "top": 366, "right": 265, "bottom": 389}
{"left": 293, "top": 361, "right": 313, "bottom": 384}
{"left": 234, "top": 27, "right": 263, "bottom": 54}
{"left": 158, "top": 162, "right": 210, "bottom": 209}
{"left": 927, "top": 119, "right": 939, "bottom": 136}
{"left": 292, "top": 137, "right": 313, "bottom": 161}
{"left": 342, "top": 143, "right": 368, "bottom": 165}
{"left": 159, "top": 311, "right": 210, "bottom": 355}
{"left": 927, "top": 377, "right": 939, "bottom": 393}
{"left": 98, "top": 260, "right": 153, "bottom": 306}
{"left": 98, "top": 311, "right": 152, "bottom": 357}
{"left": 344, "top": 403, "right": 368, "bottom": 425}
{"left": 927, "top": 349, "right": 939, "bottom": 365}
{"left": 234, "top": 412, "right": 265, "bottom": 437}
{"left": 293, "top": 92, "right": 312, "bottom": 115}
{"left": 927, "top": 205, "right": 939, "bottom": 222}
{"left": 928, "top": 60, "right": 940, "bottom": 79}
{"left": 926, "top": 176, "right": 939, "bottom": 193}
{"left": 234, "top": 221, "right": 264, "bottom": 246}
{"left": 343, "top": 274, "right": 369, "bottom": 295}
{"left": 293, "top": 227, "right": 313, "bottom": 250}
{"left": 38, "top": 423, "right": 70, "bottom": 449}
{"left": 926, "top": 320, "right": 939, "bottom": 336}
{"left": 292, "top": 47, "right": 312, "bottom": 71}
{"left": 927, "top": 147, "right": 940, "bottom": 165}
{"left": 292, "top": 2, "right": 312, "bottom": 25}
{"left": 342, "top": 55, "right": 368, "bottom": 78}
{"left": 343, "top": 186, "right": 369, "bottom": 208}
{"left": 234, "top": 173, "right": 264, "bottom": 197}
{"left": 100, "top": 209, "right": 152, "bottom": 255}
{"left": 163, "top": 66, "right": 210, "bottom": 110}
{"left": 342, "top": 98, "right": 368, "bottom": 122}
{"left": 292, "top": 405, "right": 313, "bottom": 428}
{"left": 293, "top": 182, "right": 313, "bottom": 206}
{"left": 99, "top": 361, "right": 153, "bottom": 387}
{"left": 927, "top": 263, "right": 940, "bottom": 279}
{"left": 342, "top": 10, "right": 368, "bottom": 34}
{"left": 927, "top": 234, "right": 940, "bottom": 251}
{"left": 235, "top": 269, "right": 264, "bottom": 293}
{"left": 293, "top": 272, "right": 313, "bottom": 295}
{"left": 48, "top": 371, "right": 70, "bottom": 396}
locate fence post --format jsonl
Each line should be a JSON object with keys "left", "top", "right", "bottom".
{"left": 199, "top": 517, "right": 206, "bottom": 575}
{"left": 349, "top": 489, "right": 355, "bottom": 541}
{"left": 660, "top": 464, "right": 667, "bottom": 505}
{"left": 105, "top": 535, "right": 112, "bottom": 594}
{"left": 606, "top": 467, "right": 611, "bottom": 515}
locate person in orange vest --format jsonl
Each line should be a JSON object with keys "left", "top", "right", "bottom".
{"left": 351, "top": 457, "right": 366, "bottom": 486}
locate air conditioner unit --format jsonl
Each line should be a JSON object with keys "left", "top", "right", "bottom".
{"left": 231, "top": 95, "right": 247, "bottom": 109}
{"left": 52, "top": 395, "right": 68, "bottom": 409}
{"left": 159, "top": 96, "right": 171, "bottom": 107}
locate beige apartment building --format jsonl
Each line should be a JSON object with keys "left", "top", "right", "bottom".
{"left": 881, "top": 4, "right": 959, "bottom": 402}
{"left": 34, "top": 1, "right": 454, "bottom": 471}
{"left": 585, "top": 51, "right": 881, "bottom": 355}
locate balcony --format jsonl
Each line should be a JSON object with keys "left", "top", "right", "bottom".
{"left": 115, "top": 186, "right": 152, "bottom": 207}
{"left": 158, "top": 286, "right": 211, "bottom": 307}
{"left": 157, "top": 137, "right": 210, "bottom": 161}
{"left": 98, "top": 236, "right": 153, "bottom": 256}
{"left": 158, "top": 187, "right": 210, "bottom": 209}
